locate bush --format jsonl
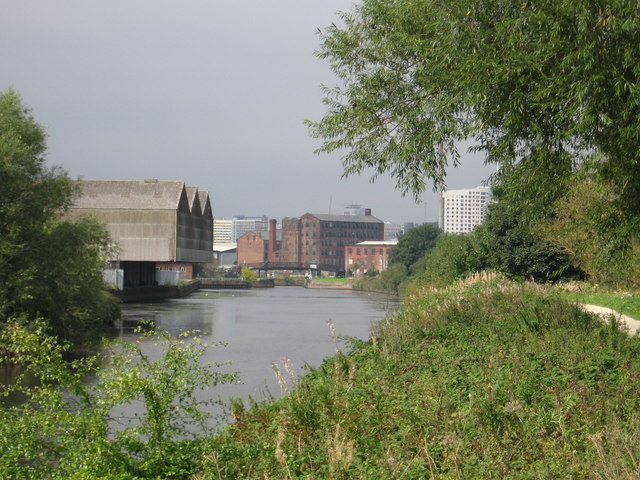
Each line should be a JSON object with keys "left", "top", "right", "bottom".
{"left": 240, "top": 267, "right": 256, "bottom": 286}
{"left": 0, "top": 323, "right": 237, "bottom": 479}
{"left": 414, "top": 233, "right": 483, "bottom": 288}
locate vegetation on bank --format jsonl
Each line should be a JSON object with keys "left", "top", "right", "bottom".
{"left": 3, "top": 0, "right": 640, "bottom": 475}
{"left": 557, "top": 286, "right": 640, "bottom": 322}
{"left": 199, "top": 278, "right": 640, "bottom": 479}
{"left": 3, "top": 277, "right": 640, "bottom": 479}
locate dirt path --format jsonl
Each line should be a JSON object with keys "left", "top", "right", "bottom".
{"left": 580, "top": 304, "right": 640, "bottom": 336}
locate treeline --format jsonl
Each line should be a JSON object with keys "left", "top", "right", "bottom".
{"left": 311, "top": 0, "right": 640, "bottom": 295}
{"left": 360, "top": 162, "right": 640, "bottom": 296}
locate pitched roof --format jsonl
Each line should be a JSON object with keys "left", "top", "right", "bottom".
{"left": 197, "top": 190, "right": 213, "bottom": 218}
{"left": 305, "top": 213, "right": 384, "bottom": 224}
{"left": 73, "top": 180, "right": 187, "bottom": 210}
{"left": 185, "top": 186, "right": 202, "bottom": 215}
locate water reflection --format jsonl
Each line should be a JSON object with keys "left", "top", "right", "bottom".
{"left": 119, "top": 287, "right": 398, "bottom": 403}
{"left": 2, "top": 287, "right": 399, "bottom": 424}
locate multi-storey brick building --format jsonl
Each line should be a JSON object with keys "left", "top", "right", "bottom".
{"left": 236, "top": 211, "right": 384, "bottom": 273}
{"left": 279, "top": 212, "right": 384, "bottom": 272}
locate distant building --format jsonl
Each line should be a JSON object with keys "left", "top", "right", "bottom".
{"left": 213, "top": 243, "right": 237, "bottom": 267}
{"left": 68, "top": 179, "right": 213, "bottom": 287}
{"left": 237, "top": 232, "right": 267, "bottom": 266}
{"left": 343, "top": 204, "right": 369, "bottom": 216}
{"left": 236, "top": 211, "right": 384, "bottom": 273}
{"left": 213, "top": 219, "right": 233, "bottom": 244}
{"left": 438, "top": 186, "right": 492, "bottom": 234}
{"left": 403, "top": 222, "right": 417, "bottom": 233}
{"left": 236, "top": 219, "right": 281, "bottom": 268}
{"left": 280, "top": 212, "right": 384, "bottom": 272}
{"left": 232, "top": 215, "right": 268, "bottom": 242}
{"left": 345, "top": 240, "right": 397, "bottom": 275}
{"left": 384, "top": 222, "right": 403, "bottom": 241}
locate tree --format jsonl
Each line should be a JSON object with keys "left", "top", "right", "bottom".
{"left": 540, "top": 167, "right": 640, "bottom": 288}
{"left": 308, "top": 0, "right": 640, "bottom": 213}
{"left": 415, "top": 233, "right": 484, "bottom": 288}
{"left": 389, "top": 223, "right": 440, "bottom": 270}
{"left": 475, "top": 191, "right": 582, "bottom": 283}
{"left": 0, "top": 89, "right": 117, "bottom": 347}
{"left": 378, "top": 262, "right": 407, "bottom": 294}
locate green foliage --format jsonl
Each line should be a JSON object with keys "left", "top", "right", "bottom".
{"left": 415, "top": 233, "right": 483, "bottom": 288}
{"left": 389, "top": 223, "right": 440, "bottom": 270}
{"left": 0, "top": 89, "right": 116, "bottom": 348}
{"left": 194, "top": 280, "right": 640, "bottom": 478}
{"left": 240, "top": 267, "right": 256, "bottom": 286}
{"left": 378, "top": 263, "right": 407, "bottom": 294}
{"left": 308, "top": 0, "right": 640, "bottom": 210}
{"left": 475, "top": 189, "right": 581, "bottom": 283}
{"left": 541, "top": 169, "right": 640, "bottom": 288}
{"left": 0, "top": 321, "right": 237, "bottom": 479}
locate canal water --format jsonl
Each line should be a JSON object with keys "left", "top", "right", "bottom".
{"left": 118, "top": 286, "right": 399, "bottom": 414}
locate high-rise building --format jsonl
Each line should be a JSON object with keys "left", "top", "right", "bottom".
{"left": 439, "top": 186, "right": 492, "bottom": 234}
{"left": 232, "top": 215, "right": 269, "bottom": 242}
{"left": 384, "top": 222, "right": 403, "bottom": 241}
{"left": 213, "top": 219, "right": 233, "bottom": 244}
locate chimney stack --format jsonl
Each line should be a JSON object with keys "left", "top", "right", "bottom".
{"left": 268, "top": 219, "right": 277, "bottom": 263}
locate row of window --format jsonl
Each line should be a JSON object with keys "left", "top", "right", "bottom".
{"left": 347, "top": 248, "right": 386, "bottom": 255}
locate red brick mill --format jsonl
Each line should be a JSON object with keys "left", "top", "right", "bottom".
{"left": 237, "top": 211, "right": 393, "bottom": 275}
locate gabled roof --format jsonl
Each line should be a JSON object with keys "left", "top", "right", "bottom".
{"left": 197, "top": 190, "right": 213, "bottom": 219}
{"left": 304, "top": 213, "right": 384, "bottom": 224}
{"left": 73, "top": 180, "right": 187, "bottom": 210}
{"left": 185, "top": 186, "right": 202, "bottom": 216}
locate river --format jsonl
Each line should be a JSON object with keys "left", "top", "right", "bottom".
{"left": 117, "top": 286, "right": 399, "bottom": 414}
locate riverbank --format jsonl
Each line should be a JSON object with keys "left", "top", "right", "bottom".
{"left": 192, "top": 278, "right": 640, "bottom": 479}
{"left": 111, "top": 278, "right": 276, "bottom": 303}
{"left": 4, "top": 278, "right": 640, "bottom": 478}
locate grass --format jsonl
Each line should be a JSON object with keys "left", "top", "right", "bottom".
{"left": 556, "top": 284, "right": 640, "bottom": 320}
{"left": 7, "top": 275, "right": 640, "bottom": 478}
{"left": 194, "top": 278, "right": 640, "bottom": 479}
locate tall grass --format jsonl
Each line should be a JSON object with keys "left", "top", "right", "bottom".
{"left": 197, "top": 278, "right": 640, "bottom": 479}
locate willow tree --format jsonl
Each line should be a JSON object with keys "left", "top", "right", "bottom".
{"left": 308, "top": 0, "right": 640, "bottom": 283}
{"left": 310, "top": 0, "right": 640, "bottom": 199}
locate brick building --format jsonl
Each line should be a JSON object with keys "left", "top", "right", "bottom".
{"left": 237, "top": 231, "right": 268, "bottom": 266}
{"left": 236, "top": 212, "right": 384, "bottom": 273}
{"left": 345, "top": 240, "right": 398, "bottom": 275}
{"left": 236, "top": 219, "right": 281, "bottom": 267}
{"left": 279, "top": 212, "right": 384, "bottom": 272}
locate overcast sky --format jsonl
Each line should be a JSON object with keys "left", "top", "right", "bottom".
{"left": 1, "top": 1, "right": 494, "bottom": 224}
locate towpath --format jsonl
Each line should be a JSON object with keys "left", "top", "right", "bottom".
{"left": 581, "top": 304, "right": 640, "bottom": 336}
